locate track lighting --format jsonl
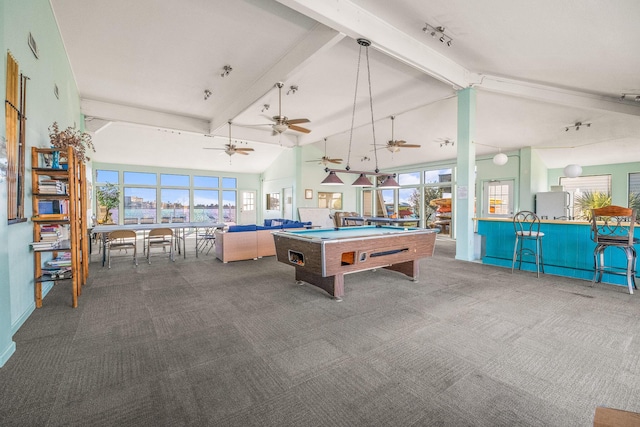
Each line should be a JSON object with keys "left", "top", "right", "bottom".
{"left": 439, "top": 139, "right": 454, "bottom": 148}
{"left": 564, "top": 121, "right": 591, "bottom": 132}
{"left": 203, "top": 89, "right": 212, "bottom": 100}
{"left": 220, "top": 65, "right": 232, "bottom": 77}
{"left": 620, "top": 94, "right": 640, "bottom": 102}
{"left": 286, "top": 85, "right": 298, "bottom": 95}
{"left": 422, "top": 23, "right": 453, "bottom": 46}
{"left": 261, "top": 104, "right": 270, "bottom": 112}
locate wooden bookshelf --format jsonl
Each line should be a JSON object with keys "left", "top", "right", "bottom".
{"left": 31, "top": 147, "right": 88, "bottom": 308}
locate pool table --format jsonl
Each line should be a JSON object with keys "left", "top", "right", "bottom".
{"left": 273, "top": 226, "right": 437, "bottom": 300}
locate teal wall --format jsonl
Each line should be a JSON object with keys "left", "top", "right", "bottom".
{"left": 1, "top": 0, "right": 82, "bottom": 366}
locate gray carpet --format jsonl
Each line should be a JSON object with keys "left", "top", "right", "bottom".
{"left": 1, "top": 237, "right": 640, "bottom": 426}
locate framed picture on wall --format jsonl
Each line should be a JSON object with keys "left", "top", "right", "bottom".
{"left": 305, "top": 189, "right": 313, "bottom": 199}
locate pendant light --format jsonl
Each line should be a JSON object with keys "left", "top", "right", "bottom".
{"left": 320, "top": 38, "right": 395, "bottom": 187}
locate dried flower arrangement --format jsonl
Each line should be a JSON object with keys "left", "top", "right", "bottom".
{"left": 48, "top": 122, "right": 95, "bottom": 163}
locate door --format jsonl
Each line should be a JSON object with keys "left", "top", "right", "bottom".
{"left": 482, "top": 180, "right": 514, "bottom": 217}
{"left": 239, "top": 190, "right": 256, "bottom": 225}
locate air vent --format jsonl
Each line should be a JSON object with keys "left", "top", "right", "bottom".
{"left": 28, "top": 32, "right": 39, "bottom": 59}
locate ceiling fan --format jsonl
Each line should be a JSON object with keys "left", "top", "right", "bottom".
{"left": 204, "top": 122, "right": 254, "bottom": 157}
{"left": 254, "top": 82, "right": 311, "bottom": 135}
{"left": 306, "top": 138, "right": 342, "bottom": 165}
{"left": 381, "top": 116, "right": 421, "bottom": 153}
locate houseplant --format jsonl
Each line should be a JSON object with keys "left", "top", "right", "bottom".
{"left": 48, "top": 122, "right": 95, "bottom": 164}
{"left": 96, "top": 183, "right": 119, "bottom": 223}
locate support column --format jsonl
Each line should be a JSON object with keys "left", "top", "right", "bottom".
{"left": 455, "top": 87, "right": 476, "bottom": 261}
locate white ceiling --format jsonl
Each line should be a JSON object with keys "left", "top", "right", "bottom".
{"left": 50, "top": 0, "right": 640, "bottom": 174}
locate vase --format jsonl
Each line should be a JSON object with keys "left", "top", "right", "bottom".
{"left": 51, "top": 150, "right": 60, "bottom": 169}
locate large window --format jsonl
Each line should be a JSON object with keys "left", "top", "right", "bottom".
{"left": 96, "top": 169, "right": 238, "bottom": 224}
{"left": 628, "top": 172, "right": 640, "bottom": 220}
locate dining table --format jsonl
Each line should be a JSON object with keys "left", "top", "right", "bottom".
{"left": 92, "top": 221, "right": 225, "bottom": 266}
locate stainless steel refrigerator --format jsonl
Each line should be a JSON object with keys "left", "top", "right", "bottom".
{"left": 535, "top": 191, "right": 572, "bottom": 219}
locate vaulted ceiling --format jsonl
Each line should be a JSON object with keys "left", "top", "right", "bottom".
{"left": 50, "top": 0, "right": 640, "bottom": 173}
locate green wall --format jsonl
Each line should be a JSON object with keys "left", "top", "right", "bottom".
{"left": 1, "top": 0, "right": 82, "bottom": 366}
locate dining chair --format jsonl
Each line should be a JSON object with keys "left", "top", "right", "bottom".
{"left": 145, "top": 227, "right": 174, "bottom": 263}
{"left": 106, "top": 229, "right": 138, "bottom": 268}
{"left": 590, "top": 206, "right": 638, "bottom": 294}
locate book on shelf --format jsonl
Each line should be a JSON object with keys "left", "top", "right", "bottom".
{"left": 30, "top": 241, "right": 61, "bottom": 251}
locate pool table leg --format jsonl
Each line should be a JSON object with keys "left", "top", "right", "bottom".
{"left": 383, "top": 260, "right": 419, "bottom": 281}
{"left": 294, "top": 267, "right": 344, "bottom": 301}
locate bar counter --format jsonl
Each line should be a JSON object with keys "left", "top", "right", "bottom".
{"left": 476, "top": 217, "right": 639, "bottom": 288}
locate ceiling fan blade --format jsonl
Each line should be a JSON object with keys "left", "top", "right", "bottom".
{"left": 400, "top": 144, "right": 421, "bottom": 148}
{"left": 288, "top": 124, "right": 311, "bottom": 134}
{"left": 203, "top": 147, "right": 224, "bottom": 150}
{"left": 328, "top": 158, "right": 343, "bottom": 164}
{"left": 287, "top": 118, "right": 310, "bottom": 125}
{"left": 394, "top": 140, "right": 407, "bottom": 145}
{"left": 235, "top": 148, "right": 254, "bottom": 152}
{"left": 236, "top": 150, "right": 250, "bottom": 155}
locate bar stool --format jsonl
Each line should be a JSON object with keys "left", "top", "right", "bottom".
{"left": 590, "top": 206, "right": 638, "bottom": 294}
{"left": 512, "top": 211, "right": 545, "bottom": 277}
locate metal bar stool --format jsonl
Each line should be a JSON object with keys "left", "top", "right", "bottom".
{"left": 590, "top": 206, "right": 638, "bottom": 294}
{"left": 512, "top": 211, "right": 545, "bottom": 277}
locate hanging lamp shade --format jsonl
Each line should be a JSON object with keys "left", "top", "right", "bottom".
{"left": 379, "top": 175, "right": 400, "bottom": 188}
{"left": 493, "top": 152, "right": 508, "bottom": 166}
{"left": 563, "top": 164, "right": 582, "bottom": 178}
{"left": 352, "top": 173, "right": 373, "bottom": 187}
{"left": 321, "top": 171, "right": 344, "bottom": 185}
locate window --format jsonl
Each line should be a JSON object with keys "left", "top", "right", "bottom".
{"left": 161, "top": 188, "right": 190, "bottom": 221}
{"left": 124, "top": 187, "right": 156, "bottom": 223}
{"left": 222, "top": 177, "right": 237, "bottom": 188}
{"left": 160, "top": 173, "right": 189, "bottom": 187}
{"left": 398, "top": 188, "right": 419, "bottom": 219}
{"left": 318, "top": 192, "right": 342, "bottom": 210}
{"left": 629, "top": 172, "right": 640, "bottom": 220}
{"left": 266, "top": 193, "right": 280, "bottom": 210}
{"left": 560, "top": 174, "right": 611, "bottom": 219}
{"left": 95, "top": 184, "right": 120, "bottom": 223}
{"left": 222, "top": 190, "right": 237, "bottom": 223}
{"left": 124, "top": 171, "right": 156, "bottom": 185}
{"left": 194, "top": 175, "right": 218, "bottom": 188}
{"left": 96, "top": 170, "right": 118, "bottom": 184}
{"left": 194, "top": 190, "right": 219, "bottom": 222}
{"left": 398, "top": 172, "right": 420, "bottom": 186}
{"left": 483, "top": 180, "right": 514, "bottom": 217}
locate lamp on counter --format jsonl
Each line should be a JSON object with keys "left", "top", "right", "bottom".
{"left": 320, "top": 38, "right": 398, "bottom": 188}
{"left": 563, "top": 164, "right": 582, "bottom": 178}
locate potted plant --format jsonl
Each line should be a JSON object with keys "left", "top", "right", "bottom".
{"left": 48, "top": 122, "right": 95, "bottom": 164}
{"left": 96, "top": 183, "right": 119, "bottom": 223}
